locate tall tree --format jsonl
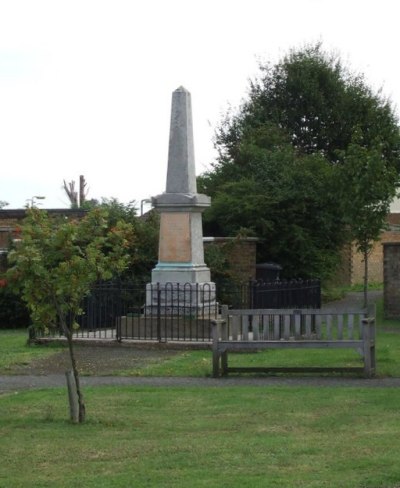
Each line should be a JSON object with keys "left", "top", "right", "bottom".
{"left": 200, "top": 44, "right": 400, "bottom": 281}
{"left": 7, "top": 208, "right": 133, "bottom": 423}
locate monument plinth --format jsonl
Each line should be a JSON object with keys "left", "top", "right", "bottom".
{"left": 146, "top": 87, "right": 216, "bottom": 314}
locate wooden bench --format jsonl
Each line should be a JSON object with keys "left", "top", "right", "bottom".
{"left": 212, "top": 305, "right": 376, "bottom": 377}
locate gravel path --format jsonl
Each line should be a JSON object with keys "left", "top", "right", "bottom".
{"left": 322, "top": 290, "right": 383, "bottom": 312}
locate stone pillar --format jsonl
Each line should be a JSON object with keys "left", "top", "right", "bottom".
{"left": 146, "top": 87, "right": 216, "bottom": 314}
{"left": 383, "top": 242, "right": 400, "bottom": 319}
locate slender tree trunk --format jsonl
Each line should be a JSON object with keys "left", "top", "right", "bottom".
{"left": 65, "top": 370, "right": 79, "bottom": 423}
{"left": 363, "top": 249, "right": 369, "bottom": 309}
{"left": 66, "top": 330, "right": 86, "bottom": 423}
{"left": 57, "top": 308, "right": 86, "bottom": 423}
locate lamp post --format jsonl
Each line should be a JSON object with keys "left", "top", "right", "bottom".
{"left": 140, "top": 199, "right": 152, "bottom": 216}
{"left": 27, "top": 196, "right": 46, "bottom": 208}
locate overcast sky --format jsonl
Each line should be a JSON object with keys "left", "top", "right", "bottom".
{"left": 1, "top": 0, "right": 400, "bottom": 210}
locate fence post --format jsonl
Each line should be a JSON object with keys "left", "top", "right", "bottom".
{"left": 156, "top": 283, "right": 162, "bottom": 342}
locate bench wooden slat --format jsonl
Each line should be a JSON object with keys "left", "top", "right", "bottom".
{"left": 253, "top": 315, "right": 260, "bottom": 340}
{"left": 305, "top": 314, "right": 312, "bottom": 338}
{"left": 242, "top": 315, "right": 249, "bottom": 341}
{"left": 294, "top": 312, "right": 301, "bottom": 339}
{"left": 337, "top": 315, "right": 343, "bottom": 340}
{"left": 326, "top": 315, "right": 332, "bottom": 340}
{"left": 284, "top": 315, "right": 290, "bottom": 340}
{"left": 273, "top": 315, "right": 280, "bottom": 340}
{"left": 232, "top": 316, "right": 239, "bottom": 340}
{"left": 316, "top": 315, "right": 322, "bottom": 340}
{"left": 217, "top": 339, "right": 369, "bottom": 350}
{"left": 348, "top": 314, "right": 354, "bottom": 340}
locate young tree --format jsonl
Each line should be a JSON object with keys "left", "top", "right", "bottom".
{"left": 200, "top": 44, "right": 400, "bottom": 281}
{"left": 7, "top": 208, "right": 134, "bottom": 423}
{"left": 341, "top": 140, "right": 398, "bottom": 306}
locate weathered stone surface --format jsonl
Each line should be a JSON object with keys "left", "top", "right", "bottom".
{"left": 146, "top": 87, "right": 215, "bottom": 316}
{"left": 166, "top": 86, "right": 197, "bottom": 194}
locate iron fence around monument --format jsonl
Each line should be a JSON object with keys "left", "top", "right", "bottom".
{"left": 250, "top": 279, "right": 321, "bottom": 309}
{"left": 31, "top": 279, "right": 320, "bottom": 342}
{"left": 34, "top": 281, "right": 217, "bottom": 342}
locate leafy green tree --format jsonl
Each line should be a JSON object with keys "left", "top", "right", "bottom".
{"left": 200, "top": 44, "right": 400, "bottom": 281}
{"left": 7, "top": 208, "right": 133, "bottom": 423}
{"left": 201, "top": 137, "right": 345, "bottom": 279}
{"left": 86, "top": 198, "right": 159, "bottom": 282}
{"left": 340, "top": 139, "right": 398, "bottom": 305}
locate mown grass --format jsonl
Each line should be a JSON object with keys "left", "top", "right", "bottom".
{"left": 2, "top": 296, "right": 400, "bottom": 487}
{"left": 1, "top": 386, "right": 400, "bottom": 487}
{"left": 0, "top": 329, "right": 65, "bottom": 372}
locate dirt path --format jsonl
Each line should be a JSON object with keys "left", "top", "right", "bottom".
{"left": 4, "top": 345, "right": 181, "bottom": 376}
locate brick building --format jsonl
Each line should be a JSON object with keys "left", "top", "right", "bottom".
{"left": 337, "top": 213, "right": 400, "bottom": 286}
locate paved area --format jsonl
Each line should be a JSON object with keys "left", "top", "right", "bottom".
{"left": 322, "top": 290, "right": 382, "bottom": 312}
{"left": 1, "top": 374, "right": 400, "bottom": 393}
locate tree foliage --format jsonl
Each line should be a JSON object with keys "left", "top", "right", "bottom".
{"left": 7, "top": 208, "right": 134, "bottom": 422}
{"left": 88, "top": 198, "right": 159, "bottom": 282}
{"left": 340, "top": 137, "right": 398, "bottom": 303}
{"left": 200, "top": 44, "right": 400, "bottom": 281}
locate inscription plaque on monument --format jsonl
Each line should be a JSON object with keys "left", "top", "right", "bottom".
{"left": 159, "top": 212, "right": 191, "bottom": 263}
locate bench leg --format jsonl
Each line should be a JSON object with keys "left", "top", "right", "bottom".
{"left": 212, "top": 349, "right": 220, "bottom": 378}
{"left": 222, "top": 351, "right": 228, "bottom": 376}
{"left": 364, "top": 344, "right": 376, "bottom": 378}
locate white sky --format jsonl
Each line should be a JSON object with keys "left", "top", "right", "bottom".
{"left": 1, "top": 0, "right": 400, "bottom": 210}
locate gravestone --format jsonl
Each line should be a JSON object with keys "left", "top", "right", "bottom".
{"left": 146, "top": 87, "right": 216, "bottom": 315}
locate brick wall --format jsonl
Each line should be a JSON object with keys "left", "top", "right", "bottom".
{"left": 203, "top": 237, "right": 258, "bottom": 283}
{"left": 349, "top": 229, "right": 400, "bottom": 285}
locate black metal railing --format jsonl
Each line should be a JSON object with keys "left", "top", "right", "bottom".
{"left": 37, "top": 281, "right": 217, "bottom": 342}
{"left": 32, "top": 279, "right": 320, "bottom": 342}
{"left": 217, "top": 278, "right": 321, "bottom": 309}
{"left": 249, "top": 279, "right": 321, "bottom": 309}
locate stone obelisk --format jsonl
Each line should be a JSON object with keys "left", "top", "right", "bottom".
{"left": 146, "top": 86, "right": 215, "bottom": 313}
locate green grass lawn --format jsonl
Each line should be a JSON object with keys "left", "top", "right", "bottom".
{"left": 0, "top": 329, "right": 65, "bottom": 372}
{"left": 1, "top": 386, "right": 400, "bottom": 487}
{"left": 2, "top": 297, "right": 400, "bottom": 487}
